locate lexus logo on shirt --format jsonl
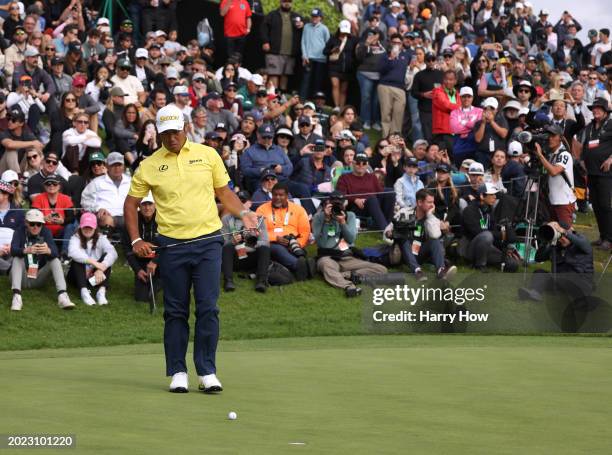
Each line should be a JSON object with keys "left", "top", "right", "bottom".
{"left": 159, "top": 165, "right": 168, "bottom": 172}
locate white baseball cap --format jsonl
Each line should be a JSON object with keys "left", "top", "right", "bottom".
{"left": 1, "top": 169, "right": 19, "bottom": 183}
{"left": 339, "top": 20, "right": 351, "bottom": 34}
{"left": 468, "top": 162, "right": 485, "bottom": 175}
{"left": 250, "top": 74, "right": 264, "bottom": 86}
{"left": 97, "top": 17, "right": 110, "bottom": 26}
{"left": 481, "top": 182, "right": 499, "bottom": 195}
{"left": 25, "top": 209, "right": 45, "bottom": 223}
{"left": 507, "top": 141, "right": 523, "bottom": 156}
{"left": 141, "top": 191, "right": 155, "bottom": 204}
{"left": 173, "top": 85, "right": 189, "bottom": 95}
{"left": 518, "top": 107, "right": 530, "bottom": 116}
{"left": 156, "top": 104, "right": 185, "bottom": 133}
{"left": 135, "top": 48, "right": 149, "bottom": 59}
{"left": 482, "top": 97, "right": 499, "bottom": 110}
{"left": 165, "top": 67, "right": 179, "bottom": 79}
{"left": 459, "top": 86, "right": 473, "bottom": 97}
{"left": 391, "top": 1, "right": 402, "bottom": 8}
{"left": 155, "top": 30, "right": 167, "bottom": 37}
{"left": 503, "top": 100, "right": 521, "bottom": 111}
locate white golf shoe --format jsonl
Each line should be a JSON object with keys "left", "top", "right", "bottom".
{"left": 199, "top": 374, "right": 223, "bottom": 393}
{"left": 96, "top": 287, "right": 108, "bottom": 306}
{"left": 57, "top": 292, "right": 76, "bottom": 310}
{"left": 80, "top": 288, "right": 96, "bottom": 306}
{"left": 169, "top": 372, "right": 189, "bottom": 393}
{"left": 11, "top": 294, "right": 23, "bottom": 311}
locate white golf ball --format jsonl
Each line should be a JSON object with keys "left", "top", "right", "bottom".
{"left": 228, "top": 411, "right": 237, "bottom": 420}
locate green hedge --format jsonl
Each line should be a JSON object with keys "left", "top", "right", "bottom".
{"left": 261, "top": 0, "right": 343, "bottom": 33}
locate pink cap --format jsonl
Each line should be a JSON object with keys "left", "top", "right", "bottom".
{"left": 80, "top": 212, "right": 97, "bottom": 229}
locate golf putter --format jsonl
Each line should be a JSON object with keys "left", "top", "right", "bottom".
{"left": 148, "top": 273, "right": 156, "bottom": 314}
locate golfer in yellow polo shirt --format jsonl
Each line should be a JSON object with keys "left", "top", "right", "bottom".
{"left": 124, "top": 104, "right": 258, "bottom": 393}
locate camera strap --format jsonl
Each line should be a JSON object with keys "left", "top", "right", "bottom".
{"left": 550, "top": 148, "right": 574, "bottom": 190}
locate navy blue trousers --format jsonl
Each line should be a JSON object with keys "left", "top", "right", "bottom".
{"left": 157, "top": 232, "right": 222, "bottom": 377}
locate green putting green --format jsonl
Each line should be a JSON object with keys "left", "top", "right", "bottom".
{"left": 1, "top": 336, "right": 611, "bottom": 454}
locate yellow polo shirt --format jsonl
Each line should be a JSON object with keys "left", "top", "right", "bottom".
{"left": 128, "top": 140, "right": 230, "bottom": 239}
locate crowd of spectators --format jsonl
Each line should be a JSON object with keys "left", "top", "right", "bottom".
{"left": 0, "top": 0, "right": 610, "bottom": 309}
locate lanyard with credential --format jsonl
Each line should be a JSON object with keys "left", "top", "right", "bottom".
{"left": 271, "top": 207, "right": 290, "bottom": 226}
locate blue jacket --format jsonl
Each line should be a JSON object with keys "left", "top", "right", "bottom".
{"left": 378, "top": 50, "right": 411, "bottom": 89}
{"left": 10, "top": 225, "right": 58, "bottom": 269}
{"left": 0, "top": 203, "right": 24, "bottom": 231}
{"left": 291, "top": 157, "right": 332, "bottom": 188}
{"left": 301, "top": 22, "right": 330, "bottom": 62}
{"left": 240, "top": 143, "right": 293, "bottom": 180}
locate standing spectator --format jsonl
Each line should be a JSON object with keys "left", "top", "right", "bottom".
{"left": 432, "top": 70, "right": 460, "bottom": 157}
{"left": 394, "top": 156, "right": 424, "bottom": 210}
{"left": 260, "top": 0, "right": 303, "bottom": 91}
{"left": 220, "top": 0, "right": 252, "bottom": 58}
{"left": 411, "top": 52, "right": 444, "bottom": 142}
{"left": 9, "top": 209, "right": 75, "bottom": 311}
{"left": 449, "top": 86, "right": 482, "bottom": 165}
{"left": 4, "top": 26, "right": 28, "bottom": 80}
{"left": 0, "top": 109, "right": 44, "bottom": 174}
{"left": 355, "top": 28, "right": 385, "bottom": 131}
{"left": 473, "top": 97, "right": 509, "bottom": 167}
{"left": 324, "top": 20, "right": 358, "bottom": 109}
{"left": 591, "top": 28, "right": 611, "bottom": 67}
{"left": 377, "top": 34, "right": 411, "bottom": 138}
{"left": 67, "top": 212, "right": 118, "bottom": 306}
{"left": 61, "top": 112, "right": 102, "bottom": 174}
{"left": 300, "top": 8, "right": 330, "bottom": 100}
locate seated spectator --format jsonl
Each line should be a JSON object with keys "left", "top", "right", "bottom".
{"left": 61, "top": 112, "right": 102, "bottom": 174}
{"left": 221, "top": 191, "right": 270, "bottom": 293}
{"left": 460, "top": 183, "right": 519, "bottom": 272}
{"left": 133, "top": 121, "right": 159, "bottom": 170}
{"left": 113, "top": 103, "right": 141, "bottom": 165}
{"left": 240, "top": 124, "right": 293, "bottom": 192}
{"left": 336, "top": 152, "right": 394, "bottom": 230}
{"left": 173, "top": 85, "right": 194, "bottom": 119}
{"left": 460, "top": 161, "right": 486, "bottom": 204}
{"left": 251, "top": 168, "right": 279, "bottom": 210}
{"left": 394, "top": 157, "right": 424, "bottom": 210}
{"left": 0, "top": 108, "right": 43, "bottom": 174}
{"left": 121, "top": 193, "right": 161, "bottom": 302}
{"left": 205, "top": 92, "right": 239, "bottom": 133}
{"left": 484, "top": 150, "right": 509, "bottom": 194}
{"left": 6, "top": 73, "right": 46, "bottom": 137}
{"left": 313, "top": 192, "right": 387, "bottom": 297}
{"left": 369, "top": 138, "right": 404, "bottom": 187}
{"left": 81, "top": 152, "right": 131, "bottom": 232}
{"left": 290, "top": 115, "right": 324, "bottom": 164}
{"left": 0, "top": 179, "right": 25, "bottom": 273}
{"left": 72, "top": 74, "right": 101, "bottom": 133}
{"left": 427, "top": 163, "right": 463, "bottom": 237}
{"left": 189, "top": 107, "right": 209, "bottom": 144}
{"left": 31, "top": 173, "right": 75, "bottom": 250}
{"left": 49, "top": 91, "right": 81, "bottom": 154}
{"left": 1, "top": 169, "right": 25, "bottom": 207}
{"left": 26, "top": 151, "right": 72, "bottom": 200}
{"left": 101, "top": 87, "right": 128, "bottom": 152}
{"left": 473, "top": 97, "right": 509, "bottom": 166}
{"left": 67, "top": 212, "right": 118, "bottom": 306}
{"left": 9, "top": 209, "right": 75, "bottom": 311}
{"left": 255, "top": 182, "right": 312, "bottom": 281}
{"left": 110, "top": 58, "right": 146, "bottom": 106}
{"left": 50, "top": 57, "right": 73, "bottom": 103}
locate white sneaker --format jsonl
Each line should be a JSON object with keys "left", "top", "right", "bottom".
{"left": 57, "top": 292, "right": 76, "bottom": 310}
{"left": 169, "top": 372, "right": 189, "bottom": 393}
{"left": 96, "top": 287, "right": 108, "bottom": 306}
{"left": 372, "top": 123, "right": 382, "bottom": 131}
{"left": 198, "top": 373, "right": 223, "bottom": 393}
{"left": 363, "top": 121, "right": 371, "bottom": 130}
{"left": 81, "top": 288, "right": 96, "bottom": 306}
{"left": 11, "top": 294, "right": 23, "bottom": 311}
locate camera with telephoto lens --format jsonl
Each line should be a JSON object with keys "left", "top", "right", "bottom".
{"left": 244, "top": 234, "right": 258, "bottom": 248}
{"left": 537, "top": 223, "right": 564, "bottom": 246}
{"left": 392, "top": 208, "right": 418, "bottom": 241}
{"left": 284, "top": 234, "right": 305, "bottom": 257}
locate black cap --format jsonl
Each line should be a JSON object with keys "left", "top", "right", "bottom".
{"left": 404, "top": 157, "right": 419, "bottom": 167}
{"left": 51, "top": 56, "right": 64, "bottom": 66}
{"left": 205, "top": 131, "right": 221, "bottom": 140}
{"left": 298, "top": 115, "right": 311, "bottom": 126}
{"left": 425, "top": 52, "right": 436, "bottom": 61}
{"left": 43, "top": 173, "right": 61, "bottom": 184}
{"left": 260, "top": 168, "right": 278, "bottom": 180}
{"left": 436, "top": 163, "right": 451, "bottom": 173}
{"left": 354, "top": 153, "right": 369, "bottom": 163}
{"left": 8, "top": 108, "right": 25, "bottom": 122}
{"left": 237, "top": 190, "right": 251, "bottom": 203}
{"left": 328, "top": 190, "right": 345, "bottom": 201}
{"left": 588, "top": 97, "right": 610, "bottom": 113}
{"left": 545, "top": 124, "right": 564, "bottom": 136}
{"left": 67, "top": 42, "right": 82, "bottom": 54}
{"left": 349, "top": 121, "right": 363, "bottom": 132}
{"left": 313, "top": 91, "right": 326, "bottom": 99}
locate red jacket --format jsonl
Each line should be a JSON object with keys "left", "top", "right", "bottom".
{"left": 32, "top": 193, "right": 74, "bottom": 238}
{"left": 432, "top": 87, "right": 460, "bottom": 135}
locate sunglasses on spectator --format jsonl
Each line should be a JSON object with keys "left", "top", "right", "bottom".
{"left": 91, "top": 161, "right": 105, "bottom": 167}
{"left": 75, "top": 119, "right": 89, "bottom": 124}
{"left": 46, "top": 159, "right": 59, "bottom": 165}
{"left": 8, "top": 117, "right": 22, "bottom": 123}
{"left": 65, "top": 98, "right": 76, "bottom": 103}
{"left": 264, "top": 176, "right": 277, "bottom": 181}
{"left": 354, "top": 161, "right": 368, "bottom": 165}
{"left": 518, "top": 89, "right": 531, "bottom": 93}
{"left": 9, "top": 181, "right": 19, "bottom": 187}
{"left": 589, "top": 76, "right": 598, "bottom": 80}
{"left": 15, "top": 31, "right": 26, "bottom": 36}
{"left": 120, "top": 66, "right": 130, "bottom": 71}
{"left": 325, "top": 144, "right": 334, "bottom": 149}
{"left": 44, "top": 181, "right": 60, "bottom": 187}
{"left": 46, "top": 47, "right": 56, "bottom": 51}
{"left": 194, "top": 78, "right": 205, "bottom": 83}
{"left": 27, "top": 154, "right": 38, "bottom": 161}
{"left": 225, "top": 88, "right": 237, "bottom": 92}
{"left": 28, "top": 222, "right": 43, "bottom": 227}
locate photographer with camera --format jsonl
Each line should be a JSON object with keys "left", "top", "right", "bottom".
{"left": 473, "top": 97, "right": 509, "bottom": 167}
{"left": 313, "top": 192, "right": 387, "bottom": 297}
{"left": 9, "top": 209, "right": 75, "bottom": 311}
{"left": 460, "top": 183, "right": 519, "bottom": 272}
{"left": 518, "top": 221, "right": 594, "bottom": 302}
{"left": 384, "top": 189, "right": 457, "bottom": 282}
{"left": 222, "top": 191, "right": 270, "bottom": 293}
{"left": 533, "top": 124, "right": 576, "bottom": 228}
{"left": 256, "top": 182, "right": 312, "bottom": 281}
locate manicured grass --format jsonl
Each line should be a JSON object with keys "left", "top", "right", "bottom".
{"left": 1, "top": 335, "right": 611, "bottom": 454}
{"left": 0, "top": 215, "right": 609, "bottom": 351}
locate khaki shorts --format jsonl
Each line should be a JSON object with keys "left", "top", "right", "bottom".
{"left": 265, "top": 54, "right": 295, "bottom": 76}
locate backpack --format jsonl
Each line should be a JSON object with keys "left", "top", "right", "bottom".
{"left": 197, "top": 18, "right": 214, "bottom": 47}
{"left": 267, "top": 261, "right": 294, "bottom": 286}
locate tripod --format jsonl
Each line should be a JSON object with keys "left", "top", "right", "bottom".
{"left": 520, "top": 173, "right": 542, "bottom": 278}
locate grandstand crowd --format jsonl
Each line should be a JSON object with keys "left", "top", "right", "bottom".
{"left": 0, "top": 0, "right": 610, "bottom": 309}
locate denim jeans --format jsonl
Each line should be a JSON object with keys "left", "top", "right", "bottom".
{"left": 407, "top": 94, "right": 423, "bottom": 142}
{"left": 356, "top": 72, "right": 380, "bottom": 125}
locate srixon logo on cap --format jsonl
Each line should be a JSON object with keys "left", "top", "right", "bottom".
{"left": 159, "top": 115, "right": 180, "bottom": 122}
